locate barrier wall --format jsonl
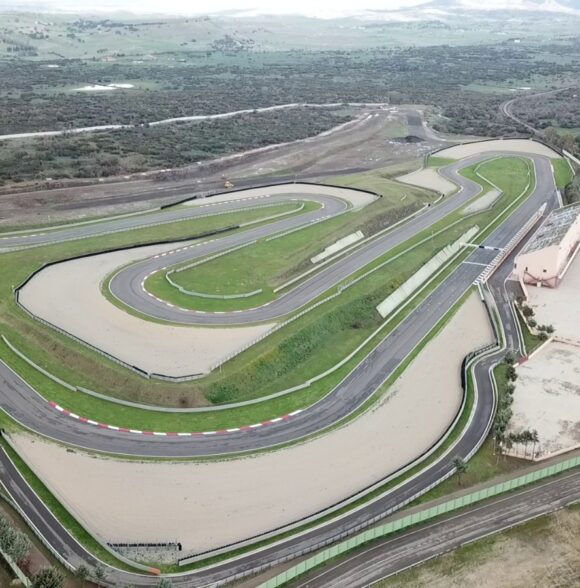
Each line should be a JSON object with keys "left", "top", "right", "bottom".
{"left": 259, "top": 455, "right": 580, "bottom": 588}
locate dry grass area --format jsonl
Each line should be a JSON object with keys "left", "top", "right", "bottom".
{"left": 376, "top": 504, "right": 580, "bottom": 588}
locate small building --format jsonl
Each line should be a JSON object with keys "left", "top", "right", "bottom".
{"left": 514, "top": 202, "right": 580, "bottom": 287}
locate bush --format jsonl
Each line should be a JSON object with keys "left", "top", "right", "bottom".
{"left": 521, "top": 305, "right": 534, "bottom": 318}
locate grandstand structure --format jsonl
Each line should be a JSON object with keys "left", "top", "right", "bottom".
{"left": 514, "top": 202, "right": 580, "bottom": 287}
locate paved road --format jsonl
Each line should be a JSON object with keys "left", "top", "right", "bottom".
{"left": 500, "top": 85, "right": 579, "bottom": 137}
{"left": 0, "top": 149, "right": 560, "bottom": 585}
{"left": 293, "top": 469, "right": 580, "bottom": 588}
{"left": 0, "top": 188, "right": 347, "bottom": 251}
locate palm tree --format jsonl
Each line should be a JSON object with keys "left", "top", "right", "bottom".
{"left": 521, "top": 429, "right": 534, "bottom": 457}
{"left": 503, "top": 434, "right": 514, "bottom": 459}
{"left": 452, "top": 456, "right": 468, "bottom": 486}
{"left": 530, "top": 429, "right": 539, "bottom": 458}
{"left": 509, "top": 432, "right": 523, "bottom": 456}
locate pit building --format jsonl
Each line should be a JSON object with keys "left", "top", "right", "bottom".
{"left": 514, "top": 201, "right": 580, "bottom": 287}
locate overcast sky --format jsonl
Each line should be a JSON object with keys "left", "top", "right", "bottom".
{"left": 4, "top": 0, "right": 429, "bottom": 16}
{"left": 5, "top": 0, "right": 576, "bottom": 16}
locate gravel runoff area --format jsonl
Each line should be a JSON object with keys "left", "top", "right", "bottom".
{"left": 183, "top": 183, "right": 378, "bottom": 210}
{"left": 396, "top": 168, "right": 457, "bottom": 196}
{"left": 11, "top": 293, "right": 493, "bottom": 554}
{"left": 511, "top": 341, "right": 580, "bottom": 458}
{"left": 436, "top": 139, "right": 559, "bottom": 160}
{"left": 462, "top": 190, "right": 502, "bottom": 215}
{"left": 527, "top": 252, "right": 580, "bottom": 343}
{"left": 18, "top": 242, "right": 275, "bottom": 377}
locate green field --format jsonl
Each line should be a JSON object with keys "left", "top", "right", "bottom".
{"left": 143, "top": 176, "right": 435, "bottom": 312}
{"left": 552, "top": 157, "right": 575, "bottom": 188}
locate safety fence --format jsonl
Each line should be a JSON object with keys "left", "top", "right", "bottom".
{"left": 258, "top": 455, "right": 580, "bottom": 588}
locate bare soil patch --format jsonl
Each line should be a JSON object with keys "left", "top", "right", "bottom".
{"left": 511, "top": 340, "right": 580, "bottom": 458}
{"left": 397, "top": 168, "right": 457, "bottom": 196}
{"left": 12, "top": 293, "right": 493, "bottom": 555}
{"left": 19, "top": 242, "right": 275, "bottom": 377}
{"left": 436, "top": 139, "right": 559, "bottom": 160}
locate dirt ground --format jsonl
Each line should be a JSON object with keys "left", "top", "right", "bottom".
{"left": 527, "top": 252, "right": 580, "bottom": 343}
{"left": 19, "top": 242, "right": 275, "bottom": 376}
{"left": 511, "top": 340, "right": 580, "bottom": 458}
{"left": 183, "top": 183, "right": 378, "bottom": 210}
{"left": 436, "top": 138, "right": 560, "bottom": 160}
{"left": 397, "top": 168, "right": 457, "bottom": 195}
{"left": 12, "top": 293, "right": 493, "bottom": 557}
{"left": 376, "top": 505, "right": 580, "bottom": 588}
{"left": 462, "top": 189, "right": 501, "bottom": 214}
{"left": 0, "top": 106, "right": 447, "bottom": 228}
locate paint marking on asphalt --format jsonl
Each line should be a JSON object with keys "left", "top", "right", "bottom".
{"left": 47, "top": 401, "right": 301, "bottom": 437}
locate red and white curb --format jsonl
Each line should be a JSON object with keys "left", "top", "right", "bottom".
{"left": 48, "top": 401, "right": 302, "bottom": 437}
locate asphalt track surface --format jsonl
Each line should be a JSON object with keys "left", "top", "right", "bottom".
{"left": 294, "top": 469, "right": 580, "bottom": 588}
{"left": 0, "top": 150, "right": 560, "bottom": 585}
{"left": 7, "top": 153, "right": 556, "bottom": 458}
{"left": 0, "top": 187, "right": 348, "bottom": 251}
{"left": 108, "top": 151, "right": 497, "bottom": 326}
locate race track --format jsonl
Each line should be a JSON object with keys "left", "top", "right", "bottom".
{"left": 0, "top": 141, "right": 564, "bottom": 586}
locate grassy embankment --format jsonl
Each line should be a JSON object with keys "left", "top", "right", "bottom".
{"left": 0, "top": 157, "right": 534, "bottom": 433}
{"left": 143, "top": 154, "right": 517, "bottom": 314}
{"left": 143, "top": 174, "right": 435, "bottom": 312}
{"left": 552, "top": 157, "right": 575, "bottom": 189}
{"left": 426, "top": 155, "right": 456, "bottom": 168}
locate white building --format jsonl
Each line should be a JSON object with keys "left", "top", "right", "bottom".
{"left": 514, "top": 202, "right": 580, "bottom": 288}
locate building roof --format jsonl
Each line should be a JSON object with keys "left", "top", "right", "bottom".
{"left": 520, "top": 202, "right": 580, "bottom": 255}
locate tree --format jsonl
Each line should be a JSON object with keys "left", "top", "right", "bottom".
{"left": 74, "top": 564, "right": 89, "bottom": 586}
{"left": 94, "top": 564, "right": 107, "bottom": 586}
{"left": 545, "top": 324, "right": 555, "bottom": 334}
{"left": 31, "top": 567, "right": 64, "bottom": 588}
{"left": 538, "top": 331, "right": 549, "bottom": 342}
{"left": 10, "top": 531, "right": 31, "bottom": 563}
{"left": 530, "top": 429, "right": 539, "bottom": 458}
{"left": 521, "top": 305, "right": 534, "bottom": 318}
{"left": 506, "top": 365, "right": 518, "bottom": 381}
{"left": 503, "top": 434, "right": 514, "bottom": 458}
{"left": 452, "top": 456, "right": 468, "bottom": 486}
{"left": 0, "top": 515, "right": 15, "bottom": 552}
{"left": 157, "top": 579, "right": 173, "bottom": 588}
{"left": 503, "top": 351, "right": 516, "bottom": 365}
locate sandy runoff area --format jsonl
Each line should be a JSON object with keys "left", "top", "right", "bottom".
{"left": 462, "top": 189, "right": 502, "bottom": 215}
{"left": 12, "top": 293, "right": 493, "bottom": 555}
{"left": 18, "top": 243, "right": 274, "bottom": 377}
{"left": 511, "top": 341, "right": 580, "bottom": 458}
{"left": 527, "top": 251, "right": 580, "bottom": 343}
{"left": 435, "top": 139, "right": 560, "bottom": 160}
{"left": 183, "top": 183, "right": 378, "bottom": 210}
{"left": 397, "top": 168, "right": 457, "bottom": 196}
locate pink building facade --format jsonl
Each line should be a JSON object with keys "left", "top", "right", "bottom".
{"left": 514, "top": 202, "right": 580, "bottom": 288}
